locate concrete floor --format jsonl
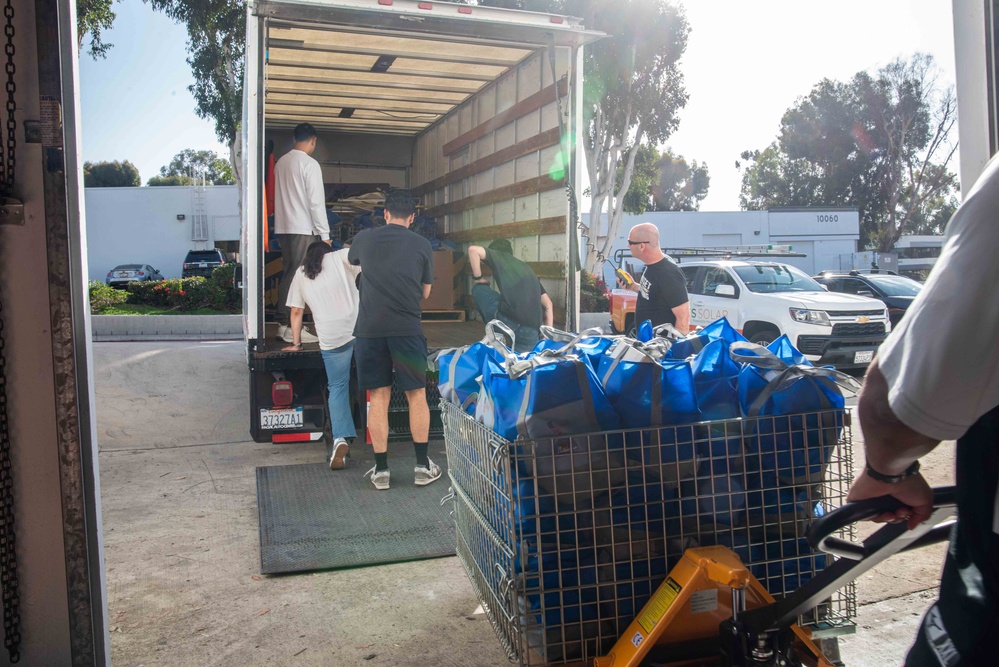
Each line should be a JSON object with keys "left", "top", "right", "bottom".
{"left": 94, "top": 340, "right": 955, "bottom": 666}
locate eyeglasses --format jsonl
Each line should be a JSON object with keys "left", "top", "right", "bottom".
{"left": 628, "top": 240, "right": 649, "bottom": 246}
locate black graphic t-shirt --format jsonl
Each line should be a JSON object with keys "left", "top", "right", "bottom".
{"left": 635, "top": 258, "right": 688, "bottom": 327}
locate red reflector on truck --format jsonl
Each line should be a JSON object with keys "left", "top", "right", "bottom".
{"left": 272, "top": 380, "right": 293, "bottom": 408}
{"left": 418, "top": 1, "right": 432, "bottom": 8}
{"left": 458, "top": 6, "right": 471, "bottom": 13}
{"left": 272, "top": 432, "right": 323, "bottom": 443}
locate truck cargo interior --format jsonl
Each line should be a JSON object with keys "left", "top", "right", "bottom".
{"left": 244, "top": 1, "right": 602, "bottom": 443}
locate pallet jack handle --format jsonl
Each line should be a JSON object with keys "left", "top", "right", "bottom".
{"left": 738, "top": 486, "right": 957, "bottom": 637}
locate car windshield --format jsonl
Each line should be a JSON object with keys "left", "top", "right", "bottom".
{"left": 733, "top": 264, "right": 823, "bottom": 293}
{"left": 865, "top": 275, "right": 922, "bottom": 296}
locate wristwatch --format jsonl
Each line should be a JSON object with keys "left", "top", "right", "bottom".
{"left": 472, "top": 274, "right": 483, "bottom": 280}
{"left": 865, "top": 459, "right": 920, "bottom": 484}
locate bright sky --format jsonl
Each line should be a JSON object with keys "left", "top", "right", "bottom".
{"left": 78, "top": 0, "right": 956, "bottom": 206}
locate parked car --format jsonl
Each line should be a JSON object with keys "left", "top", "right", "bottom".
{"left": 676, "top": 260, "right": 890, "bottom": 369}
{"left": 182, "top": 249, "right": 227, "bottom": 278}
{"left": 105, "top": 264, "right": 164, "bottom": 287}
{"left": 812, "top": 270, "right": 923, "bottom": 328}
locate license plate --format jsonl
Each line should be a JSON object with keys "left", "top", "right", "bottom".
{"left": 199, "top": 262, "right": 208, "bottom": 268}
{"left": 115, "top": 272, "right": 128, "bottom": 278}
{"left": 259, "top": 407, "right": 303, "bottom": 430}
{"left": 854, "top": 350, "right": 874, "bottom": 364}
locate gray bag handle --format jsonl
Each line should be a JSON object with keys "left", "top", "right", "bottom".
{"left": 653, "top": 323, "right": 686, "bottom": 341}
{"left": 485, "top": 319, "right": 517, "bottom": 351}
{"left": 600, "top": 338, "right": 668, "bottom": 427}
{"left": 729, "top": 341, "right": 788, "bottom": 370}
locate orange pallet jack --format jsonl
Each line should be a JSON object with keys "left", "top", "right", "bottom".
{"left": 595, "top": 488, "right": 957, "bottom": 667}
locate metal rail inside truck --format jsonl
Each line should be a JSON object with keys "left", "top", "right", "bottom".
{"left": 240, "top": 0, "right": 601, "bottom": 446}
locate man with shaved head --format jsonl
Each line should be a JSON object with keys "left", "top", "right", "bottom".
{"left": 617, "top": 222, "right": 690, "bottom": 333}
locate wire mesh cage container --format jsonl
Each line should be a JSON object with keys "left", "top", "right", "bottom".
{"left": 441, "top": 401, "right": 857, "bottom": 666}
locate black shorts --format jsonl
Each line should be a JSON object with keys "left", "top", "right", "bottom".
{"left": 354, "top": 335, "right": 429, "bottom": 392}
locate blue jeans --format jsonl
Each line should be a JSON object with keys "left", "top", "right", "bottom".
{"left": 321, "top": 340, "right": 356, "bottom": 440}
{"left": 472, "top": 284, "right": 539, "bottom": 353}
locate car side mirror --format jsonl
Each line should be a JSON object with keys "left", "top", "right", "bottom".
{"left": 858, "top": 290, "right": 874, "bottom": 297}
{"left": 715, "top": 284, "right": 736, "bottom": 297}
{"left": 820, "top": 284, "right": 829, "bottom": 291}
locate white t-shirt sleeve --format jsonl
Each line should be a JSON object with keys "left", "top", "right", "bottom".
{"left": 876, "top": 158, "right": 999, "bottom": 441}
{"left": 305, "top": 160, "right": 329, "bottom": 239}
{"left": 285, "top": 268, "right": 307, "bottom": 309}
{"left": 336, "top": 248, "right": 361, "bottom": 278}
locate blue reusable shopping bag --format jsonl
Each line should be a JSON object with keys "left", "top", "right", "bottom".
{"left": 532, "top": 326, "right": 618, "bottom": 373}
{"left": 474, "top": 325, "right": 620, "bottom": 441}
{"left": 667, "top": 317, "right": 747, "bottom": 360}
{"left": 434, "top": 320, "right": 515, "bottom": 413}
{"left": 730, "top": 336, "right": 860, "bottom": 486}
{"left": 597, "top": 338, "right": 700, "bottom": 429}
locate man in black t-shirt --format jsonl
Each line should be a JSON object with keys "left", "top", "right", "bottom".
{"left": 467, "top": 239, "right": 554, "bottom": 352}
{"left": 348, "top": 189, "right": 441, "bottom": 491}
{"left": 617, "top": 222, "right": 690, "bottom": 333}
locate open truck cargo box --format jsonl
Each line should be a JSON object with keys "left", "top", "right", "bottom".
{"left": 241, "top": 0, "right": 601, "bottom": 443}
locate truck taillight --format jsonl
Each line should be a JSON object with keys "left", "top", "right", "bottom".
{"left": 272, "top": 380, "right": 293, "bottom": 408}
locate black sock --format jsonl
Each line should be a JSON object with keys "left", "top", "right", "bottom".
{"left": 375, "top": 453, "right": 388, "bottom": 472}
{"left": 414, "top": 442, "right": 429, "bottom": 468}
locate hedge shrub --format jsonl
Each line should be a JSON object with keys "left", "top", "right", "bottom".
{"left": 89, "top": 281, "right": 129, "bottom": 313}
{"left": 579, "top": 270, "right": 610, "bottom": 312}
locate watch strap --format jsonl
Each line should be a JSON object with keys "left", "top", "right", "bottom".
{"left": 865, "top": 459, "right": 920, "bottom": 484}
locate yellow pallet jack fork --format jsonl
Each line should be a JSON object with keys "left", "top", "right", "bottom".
{"left": 594, "top": 546, "right": 831, "bottom": 667}
{"left": 595, "top": 488, "right": 959, "bottom": 667}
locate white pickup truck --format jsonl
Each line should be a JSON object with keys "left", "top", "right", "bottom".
{"left": 676, "top": 259, "right": 891, "bottom": 369}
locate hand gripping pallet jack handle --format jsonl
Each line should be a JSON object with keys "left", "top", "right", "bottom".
{"left": 594, "top": 487, "right": 957, "bottom": 667}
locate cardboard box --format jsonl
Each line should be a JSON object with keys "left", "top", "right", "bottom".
{"left": 423, "top": 250, "right": 466, "bottom": 311}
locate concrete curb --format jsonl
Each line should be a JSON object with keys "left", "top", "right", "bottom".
{"left": 91, "top": 314, "right": 243, "bottom": 341}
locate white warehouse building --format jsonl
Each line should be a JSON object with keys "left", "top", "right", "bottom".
{"left": 584, "top": 208, "right": 861, "bottom": 285}
{"left": 85, "top": 185, "right": 240, "bottom": 282}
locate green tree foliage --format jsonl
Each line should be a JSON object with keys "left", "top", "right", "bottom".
{"left": 83, "top": 160, "right": 141, "bottom": 187}
{"left": 621, "top": 144, "right": 709, "bottom": 214}
{"left": 739, "top": 54, "right": 957, "bottom": 251}
{"left": 77, "top": 0, "right": 116, "bottom": 59}
{"left": 152, "top": 148, "right": 235, "bottom": 185}
{"left": 147, "top": 174, "right": 193, "bottom": 187}
{"left": 145, "top": 1, "right": 245, "bottom": 187}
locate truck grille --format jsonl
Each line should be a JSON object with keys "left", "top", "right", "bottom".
{"left": 831, "top": 322, "right": 886, "bottom": 337}
{"left": 825, "top": 309, "right": 884, "bottom": 318}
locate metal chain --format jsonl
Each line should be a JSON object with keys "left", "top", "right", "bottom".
{"left": 0, "top": 246, "right": 21, "bottom": 665}
{"left": 1, "top": 0, "right": 14, "bottom": 198}
{"left": 0, "top": 0, "right": 20, "bottom": 660}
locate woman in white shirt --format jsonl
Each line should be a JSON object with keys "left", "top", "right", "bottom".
{"left": 282, "top": 242, "right": 361, "bottom": 470}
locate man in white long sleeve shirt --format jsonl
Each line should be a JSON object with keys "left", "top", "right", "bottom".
{"left": 274, "top": 122, "right": 330, "bottom": 343}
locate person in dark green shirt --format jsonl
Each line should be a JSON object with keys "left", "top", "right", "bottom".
{"left": 467, "top": 239, "right": 553, "bottom": 353}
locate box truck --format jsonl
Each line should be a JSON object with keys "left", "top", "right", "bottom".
{"left": 241, "top": 0, "right": 600, "bottom": 445}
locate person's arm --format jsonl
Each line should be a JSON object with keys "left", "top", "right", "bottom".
{"left": 305, "top": 161, "right": 330, "bottom": 242}
{"left": 347, "top": 233, "right": 361, "bottom": 265}
{"left": 422, "top": 284, "right": 432, "bottom": 300}
{"left": 847, "top": 359, "right": 939, "bottom": 529}
{"left": 282, "top": 307, "right": 306, "bottom": 350}
{"left": 422, "top": 244, "right": 434, "bottom": 300}
{"left": 540, "top": 292, "right": 554, "bottom": 327}
{"left": 671, "top": 301, "right": 690, "bottom": 334}
{"left": 467, "top": 245, "right": 489, "bottom": 284}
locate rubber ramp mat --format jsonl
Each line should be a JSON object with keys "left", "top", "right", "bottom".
{"left": 256, "top": 442, "right": 454, "bottom": 574}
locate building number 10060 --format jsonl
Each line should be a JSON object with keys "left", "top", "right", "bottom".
{"left": 816, "top": 214, "right": 840, "bottom": 223}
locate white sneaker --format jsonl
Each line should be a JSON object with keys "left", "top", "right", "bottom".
{"left": 414, "top": 458, "right": 442, "bottom": 486}
{"left": 277, "top": 324, "right": 290, "bottom": 340}
{"left": 329, "top": 438, "right": 349, "bottom": 470}
{"left": 364, "top": 466, "right": 390, "bottom": 490}
{"left": 281, "top": 327, "right": 320, "bottom": 344}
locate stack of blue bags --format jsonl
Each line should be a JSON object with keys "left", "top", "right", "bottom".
{"left": 436, "top": 317, "right": 861, "bottom": 657}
